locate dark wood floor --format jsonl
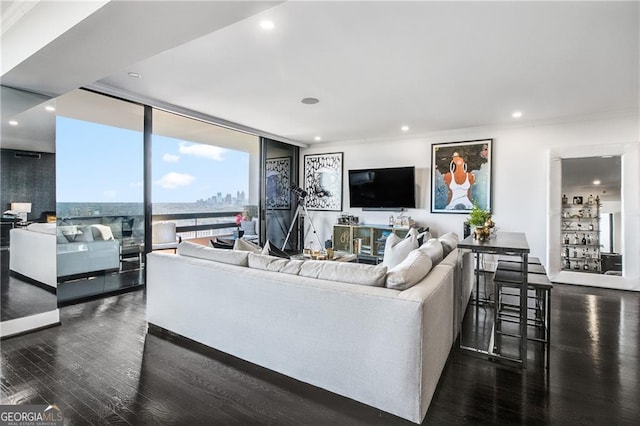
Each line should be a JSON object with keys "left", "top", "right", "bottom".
{"left": 1, "top": 283, "right": 639, "bottom": 425}
{"left": 0, "top": 250, "right": 57, "bottom": 321}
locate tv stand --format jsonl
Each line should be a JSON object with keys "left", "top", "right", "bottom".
{"left": 332, "top": 224, "right": 411, "bottom": 261}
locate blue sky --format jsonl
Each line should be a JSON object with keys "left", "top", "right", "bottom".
{"left": 56, "top": 116, "right": 249, "bottom": 203}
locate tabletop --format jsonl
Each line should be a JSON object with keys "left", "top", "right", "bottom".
{"left": 458, "top": 231, "right": 530, "bottom": 254}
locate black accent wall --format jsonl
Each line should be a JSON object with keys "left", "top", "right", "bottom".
{"left": 0, "top": 149, "right": 56, "bottom": 222}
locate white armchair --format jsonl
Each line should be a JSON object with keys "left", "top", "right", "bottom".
{"left": 151, "top": 222, "right": 181, "bottom": 252}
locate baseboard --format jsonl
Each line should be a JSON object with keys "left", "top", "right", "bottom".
{"left": 0, "top": 309, "right": 60, "bottom": 339}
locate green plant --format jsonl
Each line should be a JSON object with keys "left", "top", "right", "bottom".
{"left": 468, "top": 203, "right": 491, "bottom": 227}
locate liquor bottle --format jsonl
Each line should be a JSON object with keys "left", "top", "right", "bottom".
{"left": 586, "top": 249, "right": 591, "bottom": 259}
{"left": 583, "top": 262, "right": 589, "bottom": 271}
{"left": 565, "top": 259, "right": 571, "bottom": 269}
{"left": 574, "top": 261, "right": 580, "bottom": 270}
{"left": 564, "top": 247, "right": 570, "bottom": 258}
{"left": 562, "top": 194, "right": 568, "bottom": 204}
{"left": 587, "top": 208, "right": 592, "bottom": 218}
{"left": 564, "top": 234, "right": 570, "bottom": 244}
{"left": 588, "top": 222, "right": 594, "bottom": 231}
{"left": 574, "top": 233, "right": 580, "bottom": 245}
{"left": 581, "top": 234, "right": 587, "bottom": 245}
{"left": 588, "top": 194, "right": 594, "bottom": 204}
{"left": 595, "top": 195, "right": 600, "bottom": 205}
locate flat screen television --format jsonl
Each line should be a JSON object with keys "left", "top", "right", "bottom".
{"left": 348, "top": 166, "right": 415, "bottom": 209}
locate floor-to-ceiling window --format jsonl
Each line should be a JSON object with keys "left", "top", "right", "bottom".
{"left": 55, "top": 90, "right": 144, "bottom": 303}
{"left": 152, "top": 110, "right": 259, "bottom": 244}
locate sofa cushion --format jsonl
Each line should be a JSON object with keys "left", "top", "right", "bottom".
{"left": 386, "top": 249, "right": 434, "bottom": 290}
{"left": 90, "top": 224, "right": 114, "bottom": 241}
{"left": 177, "top": 241, "right": 249, "bottom": 266}
{"left": 248, "top": 253, "right": 304, "bottom": 275}
{"left": 233, "top": 238, "right": 262, "bottom": 253}
{"left": 299, "top": 261, "right": 387, "bottom": 287}
{"left": 261, "top": 240, "right": 290, "bottom": 259}
{"left": 419, "top": 238, "right": 444, "bottom": 265}
{"left": 438, "top": 232, "right": 459, "bottom": 258}
{"left": 382, "top": 233, "right": 418, "bottom": 269}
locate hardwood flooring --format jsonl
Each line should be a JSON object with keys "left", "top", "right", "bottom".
{"left": 1, "top": 283, "right": 639, "bottom": 425}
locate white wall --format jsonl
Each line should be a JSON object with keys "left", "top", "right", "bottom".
{"left": 300, "top": 113, "right": 639, "bottom": 290}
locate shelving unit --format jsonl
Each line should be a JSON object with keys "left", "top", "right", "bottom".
{"left": 560, "top": 199, "right": 601, "bottom": 273}
{"left": 332, "top": 224, "right": 409, "bottom": 260}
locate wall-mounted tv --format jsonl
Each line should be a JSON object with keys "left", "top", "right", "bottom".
{"left": 348, "top": 166, "right": 416, "bottom": 210}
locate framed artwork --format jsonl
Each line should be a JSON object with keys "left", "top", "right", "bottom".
{"left": 265, "top": 157, "right": 291, "bottom": 209}
{"left": 303, "top": 152, "right": 343, "bottom": 211}
{"left": 431, "top": 139, "right": 493, "bottom": 213}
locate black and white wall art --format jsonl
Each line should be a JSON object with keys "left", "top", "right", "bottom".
{"left": 303, "top": 152, "right": 343, "bottom": 211}
{"left": 265, "top": 157, "right": 291, "bottom": 210}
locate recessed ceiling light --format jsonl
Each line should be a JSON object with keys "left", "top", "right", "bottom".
{"left": 128, "top": 72, "right": 141, "bottom": 78}
{"left": 8, "top": 120, "right": 18, "bottom": 126}
{"left": 314, "top": 136, "right": 322, "bottom": 142}
{"left": 260, "top": 20, "right": 274, "bottom": 30}
{"left": 512, "top": 111, "right": 523, "bottom": 118}
{"left": 45, "top": 106, "right": 55, "bottom": 112}
{"left": 601, "top": 155, "right": 613, "bottom": 158}
{"left": 401, "top": 125, "right": 409, "bottom": 132}
{"left": 593, "top": 180, "right": 601, "bottom": 185}
{"left": 301, "top": 97, "right": 319, "bottom": 105}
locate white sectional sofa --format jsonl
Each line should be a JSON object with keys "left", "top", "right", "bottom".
{"left": 146, "top": 235, "right": 473, "bottom": 423}
{"left": 9, "top": 223, "right": 121, "bottom": 287}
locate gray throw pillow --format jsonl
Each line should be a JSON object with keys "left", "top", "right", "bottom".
{"left": 439, "top": 232, "right": 459, "bottom": 258}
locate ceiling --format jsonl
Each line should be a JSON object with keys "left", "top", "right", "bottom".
{"left": 2, "top": 1, "right": 639, "bottom": 148}
{"left": 562, "top": 156, "right": 622, "bottom": 199}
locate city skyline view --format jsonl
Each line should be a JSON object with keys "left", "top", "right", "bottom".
{"left": 56, "top": 116, "right": 251, "bottom": 204}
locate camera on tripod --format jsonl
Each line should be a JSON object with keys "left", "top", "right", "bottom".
{"left": 290, "top": 185, "right": 308, "bottom": 199}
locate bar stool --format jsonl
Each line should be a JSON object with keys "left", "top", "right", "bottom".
{"left": 493, "top": 263, "right": 552, "bottom": 370}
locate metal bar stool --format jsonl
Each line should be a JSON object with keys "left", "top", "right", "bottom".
{"left": 493, "top": 264, "right": 552, "bottom": 370}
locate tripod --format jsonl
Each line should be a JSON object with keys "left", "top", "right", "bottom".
{"left": 281, "top": 197, "right": 323, "bottom": 252}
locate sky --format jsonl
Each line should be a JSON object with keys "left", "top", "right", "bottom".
{"left": 56, "top": 116, "right": 250, "bottom": 203}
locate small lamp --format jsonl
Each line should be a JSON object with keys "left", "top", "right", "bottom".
{"left": 11, "top": 202, "right": 31, "bottom": 222}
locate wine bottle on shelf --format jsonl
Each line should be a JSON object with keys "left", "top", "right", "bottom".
{"left": 564, "top": 234, "right": 570, "bottom": 244}
{"left": 588, "top": 194, "right": 594, "bottom": 204}
{"left": 595, "top": 195, "right": 600, "bottom": 205}
{"left": 586, "top": 249, "right": 591, "bottom": 259}
{"left": 581, "top": 234, "right": 587, "bottom": 245}
{"left": 588, "top": 222, "right": 594, "bottom": 231}
{"left": 583, "top": 262, "right": 589, "bottom": 271}
{"left": 564, "top": 247, "right": 570, "bottom": 258}
{"left": 574, "top": 261, "right": 580, "bottom": 270}
{"left": 574, "top": 233, "right": 580, "bottom": 244}
{"left": 587, "top": 235, "right": 591, "bottom": 245}
{"left": 562, "top": 194, "right": 568, "bottom": 204}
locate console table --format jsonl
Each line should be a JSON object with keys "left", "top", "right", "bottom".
{"left": 458, "top": 232, "right": 530, "bottom": 368}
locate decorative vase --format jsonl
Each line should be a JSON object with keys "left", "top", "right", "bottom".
{"left": 474, "top": 226, "right": 485, "bottom": 240}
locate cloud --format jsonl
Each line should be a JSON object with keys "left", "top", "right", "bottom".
{"left": 104, "top": 189, "right": 118, "bottom": 198}
{"left": 163, "top": 153, "right": 180, "bottom": 163}
{"left": 155, "top": 172, "right": 196, "bottom": 189}
{"left": 179, "top": 142, "right": 225, "bottom": 161}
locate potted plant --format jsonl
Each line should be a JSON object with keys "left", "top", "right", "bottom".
{"left": 468, "top": 203, "right": 492, "bottom": 240}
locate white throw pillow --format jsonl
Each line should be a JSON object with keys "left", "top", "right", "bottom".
{"left": 177, "top": 241, "right": 249, "bottom": 266}
{"left": 248, "top": 253, "right": 304, "bottom": 275}
{"left": 418, "top": 238, "right": 444, "bottom": 265}
{"left": 386, "top": 249, "right": 433, "bottom": 290}
{"left": 382, "top": 233, "right": 418, "bottom": 268}
{"left": 299, "top": 261, "right": 388, "bottom": 287}
{"left": 438, "top": 232, "right": 459, "bottom": 258}
{"left": 233, "top": 238, "right": 262, "bottom": 253}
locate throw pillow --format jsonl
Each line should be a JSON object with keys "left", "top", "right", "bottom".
{"left": 299, "top": 261, "right": 388, "bottom": 287}
{"left": 177, "top": 241, "right": 249, "bottom": 266}
{"left": 261, "top": 240, "right": 290, "bottom": 259}
{"left": 406, "top": 227, "right": 431, "bottom": 246}
{"left": 418, "top": 238, "right": 444, "bottom": 265}
{"left": 233, "top": 238, "right": 262, "bottom": 253}
{"left": 382, "top": 233, "right": 418, "bottom": 269}
{"left": 90, "top": 224, "right": 114, "bottom": 241}
{"left": 438, "top": 232, "right": 459, "bottom": 258}
{"left": 210, "top": 238, "right": 234, "bottom": 250}
{"left": 248, "top": 253, "right": 304, "bottom": 275}
{"left": 386, "top": 249, "right": 434, "bottom": 290}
